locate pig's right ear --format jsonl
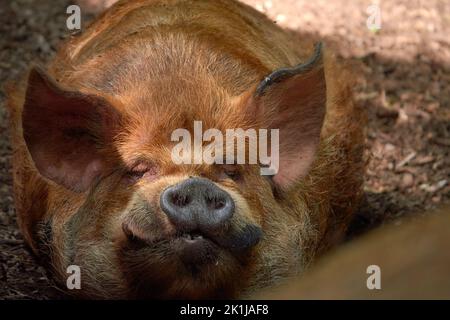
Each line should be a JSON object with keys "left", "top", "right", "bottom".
{"left": 243, "top": 43, "right": 326, "bottom": 190}
{"left": 22, "top": 67, "right": 121, "bottom": 192}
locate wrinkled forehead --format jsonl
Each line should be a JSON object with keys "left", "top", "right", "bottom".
{"left": 115, "top": 77, "right": 253, "bottom": 163}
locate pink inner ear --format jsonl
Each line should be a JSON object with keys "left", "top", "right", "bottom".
{"left": 249, "top": 65, "right": 326, "bottom": 190}
{"left": 44, "top": 157, "right": 105, "bottom": 193}
{"left": 272, "top": 143, "right": 319, "bottom": 188}
{"left": 22, "top": 67, "right": 119, "bottom": 192}
{"left": 30, "top": 136, "right": 106, "bottom": 192}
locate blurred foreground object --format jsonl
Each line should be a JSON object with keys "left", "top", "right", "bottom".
{"left": 254, "top": 205, "right": 450, "bottom": 299}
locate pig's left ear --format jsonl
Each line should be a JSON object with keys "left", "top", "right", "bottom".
{"left": 248, "top": 43, "right": 326, "bottom": 189}
{"left": 22, "top": 67, "right": 121, "bottom": 192}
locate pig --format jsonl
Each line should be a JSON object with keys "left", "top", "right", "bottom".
{"left": 7, "top": 0, "right": 365, "bottom": 299}
{"left": 254, "top": 205, "right": 450, "bottom": 299}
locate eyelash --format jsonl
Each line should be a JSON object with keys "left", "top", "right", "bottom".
{"left": 125, "top": 163, "right": 159, "bottom": 183}
{"left": 125, "top": 163, "right": 241, "bottom": 183}
{"left": 222, "top": 165, "right": 241, "bottom": 180}
{"left": 127, "top": 169, "right": 146, "bottom": 179}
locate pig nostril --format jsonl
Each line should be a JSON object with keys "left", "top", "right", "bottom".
{"left": 205, "top": 196, "right": 225, "bottom": 211}
{"left": 214, "top": 200, "right": 225, "bottom": 210}
{"left": 171, "top": 193, "right": 191, "bottom": 207}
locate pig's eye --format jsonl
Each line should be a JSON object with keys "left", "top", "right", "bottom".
{"left": 222, "top": 165, "right": 241, "bottom": 181}
{"left": 124, "top": 162, "right": 159, "bottom": 184}
{"left": 125, "top": 169, "right": 146, "bottom": 183}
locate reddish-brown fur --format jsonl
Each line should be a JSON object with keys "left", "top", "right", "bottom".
{"left": 7, "top": 0, "right": 365, "bottom": 299}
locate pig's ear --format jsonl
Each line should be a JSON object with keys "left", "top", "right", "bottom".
{"left": 22, "top": 67, "right": 121, "bottom": 192}
{"left": 250, "top": 43, "right": 326, "bottom": 189}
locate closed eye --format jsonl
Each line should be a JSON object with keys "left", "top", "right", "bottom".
{"left": 124, "top": 162, "right": 159, "bottom": 184}
{"left": 221, "top": 164, "right": 241, "bottom": 181}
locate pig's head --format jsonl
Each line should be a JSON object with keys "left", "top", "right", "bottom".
{"left": 21, "top": 44, "right": 326, "bottom": 299}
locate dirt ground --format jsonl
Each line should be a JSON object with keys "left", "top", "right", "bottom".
{"left": 0, "top": 0, "right": 449, "bottom": 299}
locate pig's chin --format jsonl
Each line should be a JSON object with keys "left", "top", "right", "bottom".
{"left": 117, "top": 232, "right": 254, "bottom": 299}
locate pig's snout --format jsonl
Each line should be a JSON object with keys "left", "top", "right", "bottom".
{"left": 160, "top": 177, "right": 235, "bottom": 233}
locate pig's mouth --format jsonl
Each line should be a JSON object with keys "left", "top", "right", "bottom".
{"left": 122, "top": 222, "right": 218, "bottom": 265}
{"left": 178, "top": 231, "right": 207, "bottom": 242}
{"left": 122, "top": 220, "right": 262, "bottom": 264}
{"left": 119, "top": 221, "right": 261, "bottom": 298}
